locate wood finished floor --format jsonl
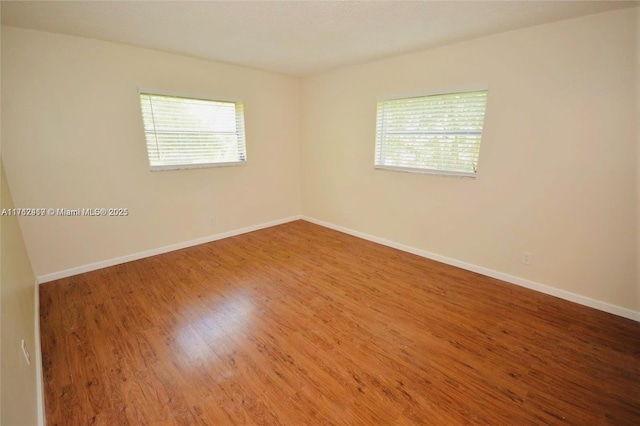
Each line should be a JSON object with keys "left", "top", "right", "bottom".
{"left": 40, "top": 220, "right": 640, "bottom": 425}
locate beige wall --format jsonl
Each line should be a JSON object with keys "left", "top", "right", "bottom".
{"left": 1, "top": 27, "right": 301, "bottom": 277}
{"left": 1, "top": 159, "right": 39, "bottom": 426}
{"left": 301, "top": 8, "right": 638, "bottom": 311}
{"left": 636, "top": 7, "right": 640, "bottom": 312}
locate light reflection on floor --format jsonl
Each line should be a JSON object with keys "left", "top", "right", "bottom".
{"left": 176, "top": 292, "right": 255, "bottom": 365}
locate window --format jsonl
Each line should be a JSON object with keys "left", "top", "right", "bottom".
{"left": 375, "top": 89, "right": 488, "bottom": 177}
{"left": 139, "top": 92, "right": 247, "bottom": 171}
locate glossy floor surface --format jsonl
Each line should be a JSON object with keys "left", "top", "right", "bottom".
{"left": 40, "top": 220, "right": 640, "bottom": 425}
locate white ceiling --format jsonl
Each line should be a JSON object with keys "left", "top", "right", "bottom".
{"left": 2, "top": 1, "right": 637, "bottom": 76}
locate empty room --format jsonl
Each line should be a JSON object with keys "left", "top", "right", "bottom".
{"left": 1, "top": 1, "right": 639, "bottom": 425}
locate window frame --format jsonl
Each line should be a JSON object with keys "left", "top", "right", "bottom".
{"left": 138, "top": 88, "right": 247, "bottom": 172}
{"left": 374, "top": 85, "right": 489, "bottom": 179}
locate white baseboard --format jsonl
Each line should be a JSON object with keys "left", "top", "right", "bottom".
{"left": 34, "top": 279, "right": 45, "bottom": 426}
{"left": 37, "top": 215, "right": 302, "bottom": 284}
{"left": 302, "top": 216, "right": 640, "bottom": 322}
{"left": 35, "top": 213, "right": 638, "bottom": 322}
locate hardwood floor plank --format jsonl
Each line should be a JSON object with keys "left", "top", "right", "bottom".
{"left": 40, "top": 220, "right": 640, "bottom": 424}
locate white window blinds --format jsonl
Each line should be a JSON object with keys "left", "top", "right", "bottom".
{"left": 375, "top": 90, "right": 488, "bottom": 177}
{"left": 139, "top": 92, "right": 247, "bottom": 171}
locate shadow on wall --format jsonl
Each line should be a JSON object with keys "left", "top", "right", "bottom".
{"left": 1, "top": 158, "right": 40, "bottom": 425}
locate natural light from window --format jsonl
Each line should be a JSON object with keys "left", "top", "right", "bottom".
{"left": 375, "top": 90, "right": 488, "bottom": 177}
{"left": 139, "top": 92, "right": 247, "bottom": 171}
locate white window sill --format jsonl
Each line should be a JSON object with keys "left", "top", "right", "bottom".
{"left": 374, "top": 165, "right": 476, "bottom": 179}
{"left": 150, "top": 161, "right": 247, "bottom": 172}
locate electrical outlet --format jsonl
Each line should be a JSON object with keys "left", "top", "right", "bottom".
{"left": 208, "top": 216, "right": 216, "bottom": 227}
{"left": 522, "top": 251, "right": 533, "bottom": 265}
{"left": 21, "top": 339, "right": 31, "bottom": 366}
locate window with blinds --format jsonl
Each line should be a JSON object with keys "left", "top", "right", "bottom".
{"left": 375, "top": 90, "right": 488, "bottom": 177}
{"left": 139, "top": 92, "right": 247, "bottom": 171}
